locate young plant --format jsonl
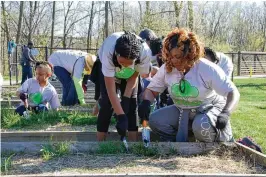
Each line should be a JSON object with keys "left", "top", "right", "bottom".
{"left": 1, "top": 154, "right": 15, "bottom": 174}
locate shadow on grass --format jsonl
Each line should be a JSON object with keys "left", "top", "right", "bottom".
{"left": 236, "top": 83, "right": 266, "bottom": 90}
{"left": 256, "top": 106, "right": 266, "bottom": 110}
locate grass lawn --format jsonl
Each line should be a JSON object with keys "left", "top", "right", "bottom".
{"left": 231, "top": 78, "right": 266, "bottom": 153}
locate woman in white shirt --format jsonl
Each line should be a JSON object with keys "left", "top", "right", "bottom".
{"left": 97, "top": 31, "right": 152, "bottom": 141}
{"left": 138, "top": 28, "right": 240, "bottom": 142}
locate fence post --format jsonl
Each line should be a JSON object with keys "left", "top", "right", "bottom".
{"left": 237, "top": 51, "right": 241, "bottom": 76}
{"left": 8, "top": 52, "right": 12, "bottom": 86}
{"left": 15, "top": 45, "right": 18, "bottom": 84}
{"left": 231, "top": 53, "right": 234, "bottom": 81}
{"left": 45, "top": 46, "right": 48, "bottom": 61}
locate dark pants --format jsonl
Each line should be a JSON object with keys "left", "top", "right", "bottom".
{"left": 15, "top": 105, "right": 48, "bottom": 116}
{"left": 54, "top": 66, "right": 78, "bottom": 106}
{"left": 97, "top": 63, "right": 138, "bottom": 132}
{"left": 142, "top": 78, "right": 160, "bottom": 109}
{"left": 21, "top": 65, "right": 33, "bottom": 85}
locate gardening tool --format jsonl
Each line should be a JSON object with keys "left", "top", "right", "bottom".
{"left": 121, "top": 136, "right": 129, "bottom": 152}
{"left": 142, "top": 120, "right": 150, "bottom": 148}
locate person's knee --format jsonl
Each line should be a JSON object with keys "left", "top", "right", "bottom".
{"left": 192, "top": 114, "right": 216, "bottom": 142}
{"left": 15, "top": 105, "right": 26, "bottom": 116}
{"left": 38, "top": 104, "right": 48, "bottom": 112}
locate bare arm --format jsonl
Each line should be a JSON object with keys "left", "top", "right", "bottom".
{"left": 142, "top": 88, "right": 160, "bottom": 102}
{"left": 224, "top": 89, "right": 240, "bottom": 113}
{"left": 123, "top": 72, "right": 139, "bottom": 98}
{"left": 104, "top": 76, "right": 124, "bottom": 115}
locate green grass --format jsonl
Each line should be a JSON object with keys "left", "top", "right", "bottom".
{"left": 1, "top": 154, "right": 15, "bottom": 174}
{"left": 231, "top": 78, "right": 266, "bottom": 153}
{"left": 96, "top": 141, "right": 159, "bottom": 157}
{"left": 1, "top": 109, "right": 116, "bottom": 130}
{"left": 40, "top": 141, "right": 71, "bottom": 161}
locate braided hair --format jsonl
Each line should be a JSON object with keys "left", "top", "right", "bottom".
{"left": 115, "top": 31, "right": 142, "bottom": 60}
{"left": 162, "top": 28, "right": 204, "bottom": 73}
{"left": 204, "top": 47, "right": 219, "bottom": 63}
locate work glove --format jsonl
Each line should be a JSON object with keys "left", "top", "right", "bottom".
{"left": 19, "top": 93, "right": 28, "bottom": 102}
{"left": 115, "top": 114, "right": 128, "bottom": 137}
{"left": 138, "top": 100, "right": 151, "bottom": 123}
{"left": 216, "top": 110, "right": 230, "bottom": 130}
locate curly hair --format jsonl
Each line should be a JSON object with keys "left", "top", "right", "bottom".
{"left": 115, "top": 31, "right": 142, "bottom": 60}
{"left": 162, "top": 28, "right": 204, "bottom": 73}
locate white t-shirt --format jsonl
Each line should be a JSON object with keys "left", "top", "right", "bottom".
{"left": 216, "top": 52, "right": 233, "bottom": 79}
{"left": 98, "top": 32, "right": 152, "bottom": 77}
{"left": 17, "top": 78, "right": 60, "bottom": 109}
{"left": 48, "top": 50, "right": 88, "bottom": 79}
{"left": 147, "top": 58, "right": 237, "bottom": 109}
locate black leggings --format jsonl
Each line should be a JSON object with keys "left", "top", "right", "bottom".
{"left": 97, "top": 63, "right": 139, "bottom": 132}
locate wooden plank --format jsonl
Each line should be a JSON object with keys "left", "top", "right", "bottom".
{"left": 1, "top": 131, "right": 160, "bottom": 142}
{"left": 1, "top": 141, "right": 228, "bottom": 156}
{"left": 235, "top": 142, "right": 266, "bottom": 167}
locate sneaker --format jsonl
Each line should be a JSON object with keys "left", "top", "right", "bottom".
{"left": 237, "top": 136, "right": 262, "bottom": 153}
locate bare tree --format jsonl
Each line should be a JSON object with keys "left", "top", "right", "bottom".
{"left": 173, "top": 1, "right": 183, "bottom": 27}
{"left": 28, "top": 1, "right": 38, "bottom": 42}
{"left": 62, "top": 1, "right": 90, "bottom": 48}
{"left": 16, "top": 1, "right": 24, "bottom": 44}
{"left": 188, "top": 1, "right": 194, "bottom": 31}
{"left": 109, "top": 2, "right": 115, "bottom": 32}
{"left": 50, "top": 1, "right": 56, "bottom": 53}
{"left": 87, "top": 1, "right": 95, "bottom": 50}
{"left": 138, "top": 2, "right": 143, "bottom": 24}
{"left": 104, "top": 1, "right": 109, "bottom": 38}
{"left": 1, "top": 1, "right": 10, "bottom": 41}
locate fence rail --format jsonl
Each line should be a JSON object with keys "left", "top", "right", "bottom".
{"left": 6, "top": 46, "right": 266, "bottom": 85}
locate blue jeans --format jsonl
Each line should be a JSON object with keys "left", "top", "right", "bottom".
{"left": 15, "top": 105, "right": 48, "bottom": 116}
{"left": 21, "top": 65, "right": 33, "bottom": 85}
{"left": 54, "top": 66, "right": 78, "bottom": 106}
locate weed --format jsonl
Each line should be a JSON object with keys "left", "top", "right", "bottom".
{"left": 1, "top": 153, "right": 15, "bottom": 174}
{"left": 96, "top": 141, "right": 126, "bottom": 154}
{"left": 131, "top": 142, "right": 159, "bottom": 157}
{"left": 40, "top": 141, "right": 71, "bottom": 161}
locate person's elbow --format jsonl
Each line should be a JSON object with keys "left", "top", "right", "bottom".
{"left": 231, "top": 88, "right": 240, "bottom": 103}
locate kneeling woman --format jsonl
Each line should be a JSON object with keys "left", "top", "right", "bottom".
{"left": 96, "top": 31, "right": 152, "bottom": 141}
{"left": 138, "top": 28, "right": 240, "bottom": 142}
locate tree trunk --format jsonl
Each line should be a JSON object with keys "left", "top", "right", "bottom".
{"left": 123, "top": 2, "right": 125, "bottom": 30}
{"left": 138, "top": 2, "right": 142, "bottom": 25}
{"left": 188, "top": 1, "right": 194, "bottom": 31}
{"left": 16, "top": 1, "right": 24, "bottom": 44}
{"left": 1, "top": 1, "right": 10, "bottom": 41}
{"left": 109, "top": 2, "right": 114, "bottom": 32}
{"left": 173, "top": 1, "right": 183, "bottom": 27}
{"left": 50, "top": 1, "right": 56, "bottom": 54}
{"left": 28, "top": 1, "right": 33, "bottom": 42}
{"left": 87, "top": 1, "right": 95, "bottom": 50}
{"left": 104, "top": 1, "right": 109, "bottom": 38}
